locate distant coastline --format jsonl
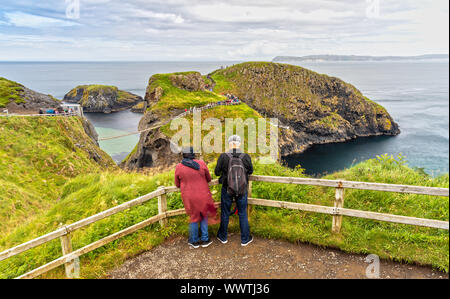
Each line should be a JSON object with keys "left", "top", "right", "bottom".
{"left": 273, "top": 54, "right": 449, "bottom": 62}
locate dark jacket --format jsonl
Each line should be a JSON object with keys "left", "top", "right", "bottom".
{"left": 214, "top": 149, "right": 253, "bottom": 188}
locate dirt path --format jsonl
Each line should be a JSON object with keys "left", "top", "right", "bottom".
{"left": 108, "top": 234, "right": 447, "bottom": 279}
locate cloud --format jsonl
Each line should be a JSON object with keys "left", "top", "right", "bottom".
{"left": 4, "top": 11, "right": 79, "bottom": 28}
{"left": 0, "top": 0, "right": 448, "bottom": 60}
{"left": 127, "top": 8, "right": 185, "bottom": 24}
{"left": 227, "top": 40, "right": 288, "bottom": 58}
{"left": 187, "top": 3, "right": 356, "bottom": 24}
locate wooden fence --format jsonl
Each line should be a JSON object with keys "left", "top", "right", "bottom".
{"left": 0, "top": 175, "right": 448, "bottom": 279}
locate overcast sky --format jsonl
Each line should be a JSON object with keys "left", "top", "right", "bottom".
{"left": 0, "top": 0, "right": 448, "bottom": 61}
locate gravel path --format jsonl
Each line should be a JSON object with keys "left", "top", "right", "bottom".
{"left": 108, "top": 234, "right": 447, "bottom": 279}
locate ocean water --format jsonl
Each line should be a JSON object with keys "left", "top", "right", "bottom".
{"left": 0, "top": 61, "right": 448, "bottom": 175}
{"left": 283, "top": 61, "right": 449, "bottom": 176}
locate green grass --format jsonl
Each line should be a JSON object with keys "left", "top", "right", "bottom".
{"left": 251, "top": 155, "right": 449, "bottom": 272}
{"left": 160, "top": 103, "right": 275, "bottom": 163}
{"left": 0, "top": 116, "right": 117, "bottom": 236}
{"left": 0, "top": 77, "right": 25, "bottom": 108}
{"left": 312, "top": 112, "right": 349, "bottom": 130}
{"left": 0, "top": 156, "right": 448, "bottom": 279}
{"left": 147, "top": 73, "right": 225, "bottom": 118}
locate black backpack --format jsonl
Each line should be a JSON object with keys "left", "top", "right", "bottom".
{"left": 226, "top": 153, "right": 247, "bottom": 197}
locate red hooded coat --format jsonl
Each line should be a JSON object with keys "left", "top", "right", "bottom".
{"left": 175, "top": 160, "right": 217, "bottom": 223}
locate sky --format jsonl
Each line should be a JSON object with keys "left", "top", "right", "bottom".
{"left": 0, "top": 0, "right": 448, "bottom": 61}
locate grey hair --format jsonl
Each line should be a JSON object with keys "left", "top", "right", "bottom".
{"left": 228, "top": 135, "right": 241, "bottom": 145}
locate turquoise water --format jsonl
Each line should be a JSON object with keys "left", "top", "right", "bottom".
{"left": 0, "top": 61, "right": 448, "bottom": 175}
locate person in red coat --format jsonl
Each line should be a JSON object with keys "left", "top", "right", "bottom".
{"left": 175, "top": 147, "right": 217, "bottom": 249}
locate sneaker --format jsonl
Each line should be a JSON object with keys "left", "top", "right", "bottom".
{"left": 217, "top": 236, "right": 228, "bottom": 244}
{"left": 201, "top": 239, "right": 213, "bottom": 248}
{"left": 241, "top": 236, "right": 254, "bottom": 247}
{"left": 188, "top": 241, "right": 200, "bottom": 249}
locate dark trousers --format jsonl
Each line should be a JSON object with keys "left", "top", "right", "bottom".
{"left": 217, "top": 187, "right": 251, "bottom": 243}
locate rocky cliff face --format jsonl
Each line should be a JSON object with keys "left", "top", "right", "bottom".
{"left": 0, "top": 77, "right": 61, "bottom": 113}
{"left": 122, "top": 72, "right": 212, "bottom": 170}
{"left": 64, "top": 85, "right": 143, "bottom": 113}
{"left": 122, "top": 62, "right": 400, "bottom": 171}
{"left": 169, "top": 72, "right": 206, "bottom": 91}
{"left": 121, "top": 111, "right": 181, "bottom": 170}
{"left": 211, "top": 62, "right": 400, "bottom": 156}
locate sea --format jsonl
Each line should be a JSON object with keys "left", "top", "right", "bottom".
{"left": 0, "top": 61, "right": 448, "bottom": 176}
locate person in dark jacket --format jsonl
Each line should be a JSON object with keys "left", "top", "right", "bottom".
{"left": 215, "top": 135, "right": 254, "bottom": 246}
{"left": 175, "top": 147, "right": 217, "bottom": 249}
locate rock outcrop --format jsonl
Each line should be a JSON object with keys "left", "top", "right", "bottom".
{"left": 210, "top": 62, "right": 400, "bottom": 156}
{"left": 0, "top": 77, "right": 61, "bottom": 113}
{"left": 169, "top": 72, "right": 206, "bottom": 91}
{"left": 122, "top": 62, "right": 400, "bottom": 171}
{"left": 121, "top": 111, "right": 180, "bottom": 170}
{"left": 63, "top": 85, "right": 142, "bottom": 113}
{"left": 131, "top": 101, "right": 147, "bottom": 113}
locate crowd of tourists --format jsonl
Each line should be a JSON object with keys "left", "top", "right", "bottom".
{"left": 39, "top": 107, "right": 74, "bottom": 115}
{"left": 183, "top": 94, "right": 242, "bottom": 113}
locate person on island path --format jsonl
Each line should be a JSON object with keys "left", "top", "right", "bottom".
{"left": 215, "top": 135, "right": 254, "bottom": 246}
{"left": 175, "top": 147, "right": 218, "bottom": 249}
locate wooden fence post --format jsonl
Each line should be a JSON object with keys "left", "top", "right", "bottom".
{"left": 332, "top": 182, "right": 345, "bottom": 233}
{"left": 247, "top": 180, "right": 253, "bottom": 215}
{"left": 59, "top": 230, "right": 75, "bottom": 279}
{"left": 158, "top": 187, "right": 168, "bottom": 227}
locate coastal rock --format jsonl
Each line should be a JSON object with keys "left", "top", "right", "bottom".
{"left": 169, "top": 72, "right": 206, "bottom": 91}
{"left": 63, "top": 85, "right": 142, "bottom": 113}
{"left": 122, "top": 62, "right": 400, "bottom": 170}
{"left": 0, "top": 77, "right": 61, "bottom": 113}
{"left": 131, "top": 101, "right": 147, "bottom": 113}
{"left": 210, "top": 62, "right": 400, "bottom": 156}
{"left": 145, "top": 84, "right": 163, "bottom": 106}
{"left": 81, "top": 117, "right": 100, "bottom": 146}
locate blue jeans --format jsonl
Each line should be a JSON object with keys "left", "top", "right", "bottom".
{"left": 189, "top": 216, "right": 209, "bottom": 244}
{"left": 217, "top": 187, "right": 251, "bottom": 243}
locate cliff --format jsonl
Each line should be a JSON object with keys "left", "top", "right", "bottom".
{"left": 63, "top": 85, "right": 143, "bottom": 113}
{"left": 122, "top": 71, "right": 223, "bottom": 170}
{"left": 211, "top": 62, "right": 400, "bottom": 156}
{"left": 0, "top": 77, "right": 61, "bottom": 113}
{"left": 122, "top": 62, "right": 400, "bottom": 170}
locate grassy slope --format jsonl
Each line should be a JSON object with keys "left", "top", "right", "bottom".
{"left": 0, "top": 77, "right": 25, "bottom": 108}
{"left": 0, "top": 157, "right": 448, "bottom": 278}
{"left": 147, "top": 72, "right": 225, "bottom": 118}
{"left": 0, "top": 116, "right": 117, "bottom": 236}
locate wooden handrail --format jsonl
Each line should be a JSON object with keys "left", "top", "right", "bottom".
{"left": 249, "top": 175, "right": 449, "bottom": 196}
{"left": 0, "top": 188, "right": 165, "bottom": 262}
{"left": 0, "top": 175, "right": 447, "bottom": 279}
